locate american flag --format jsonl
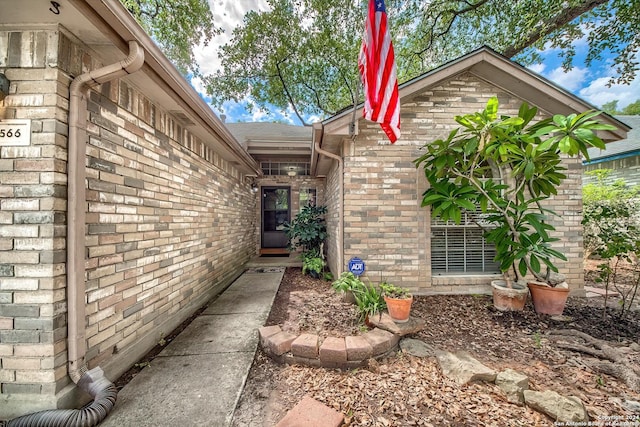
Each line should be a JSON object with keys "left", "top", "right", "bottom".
{"left": 358, "top": 0, "right": 400, "bottom": 143}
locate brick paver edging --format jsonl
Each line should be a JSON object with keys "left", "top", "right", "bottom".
{"left": 258, "top": 325, "right": 400, "bottom": 369}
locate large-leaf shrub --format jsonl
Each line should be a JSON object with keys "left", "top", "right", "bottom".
{"left": 415, "top": 97, "right": 615, "bottom": 286}
{"left": 283, "top": 205, "right": 328, "bottom": 256}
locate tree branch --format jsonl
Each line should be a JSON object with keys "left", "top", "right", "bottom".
{"left": 415, "top": 0, "right": 491, "bottom": 56}
{"left": 502, "top": 0, "right": 609, "bottom": 58}
{"left": 301, "top": 82, "right": 336, "bottom": 116}
{"left": 275, "top": 59, "right": 308, "bottom": 126}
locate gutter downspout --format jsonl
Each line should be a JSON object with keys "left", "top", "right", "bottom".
{"left": 68, "top": 39, "right": 144, "bottom": 383}
{"left": 8, "top": 40, "right": 144, "bottom": 427}
{"left": 313, "top": 123, "right": 344, "bottom": 275}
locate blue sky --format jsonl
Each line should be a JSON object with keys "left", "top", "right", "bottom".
{"left": 193, "top": 1, "right": 639, "bottom": 125}
{"left": 528, "top": 42, "right": 640, "bottom": 114}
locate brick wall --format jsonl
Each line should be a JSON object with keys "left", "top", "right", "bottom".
{"left": 342, "top": 135, "right": 422, "bottom": 289}
{"left": 0, "top": 28, "right": 257, "bottom": 418}
{"left": 343, "top": 72, "right": 584, "bottom": 292}
{"left": 323, "top": 160, "right": 342, "bottom": 276}
{"left": 0, "top": 29, "right": 75, "bottom": 414}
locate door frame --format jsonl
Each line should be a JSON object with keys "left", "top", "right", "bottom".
{"left": 260, "top": 186, "right": 291, "bottom": 251}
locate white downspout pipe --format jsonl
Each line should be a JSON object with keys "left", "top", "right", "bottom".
{"left": 67, "top": 41, "right": 144, "bottom": 382}
{"left": 313, "top": 123, "right": 344, "bottom": 275}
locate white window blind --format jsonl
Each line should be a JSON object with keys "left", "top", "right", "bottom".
{"left": 431, "top": 209, "right": 500, "bottom": 274}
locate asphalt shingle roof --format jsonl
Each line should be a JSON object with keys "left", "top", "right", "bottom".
{"left": 585, "top": 115, "right": 640, "bottom": 163}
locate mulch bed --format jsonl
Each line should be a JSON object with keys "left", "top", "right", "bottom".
{"left": 231, "top": 267, "right": 640, "bottom": 427}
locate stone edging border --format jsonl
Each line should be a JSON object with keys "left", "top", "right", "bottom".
{"left": 259, "top": 313, "right": 426, "bottom": 369}
{"left": 258, "top": 325, "right": 401, "bottom": 369}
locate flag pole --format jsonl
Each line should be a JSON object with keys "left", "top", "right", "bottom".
{"left": 349, "top": 78, "right": 361, "bottom": 137}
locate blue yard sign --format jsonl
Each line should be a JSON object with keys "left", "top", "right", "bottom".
{"left": 348, "top": 257, "right": 365, "bottom": 276}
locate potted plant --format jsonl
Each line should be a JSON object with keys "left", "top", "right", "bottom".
{"left": 380, "top": 282, "right": 413, "bottom": 323}
{"left": 414, "top": 97, "right": 615, "bottom": 314}
{"left": 332, "top": 272, "right": 365, "bottom": 303}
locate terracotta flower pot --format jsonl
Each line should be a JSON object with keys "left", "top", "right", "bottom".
{"left": 383, "top": 295, "right": 413, "bottom": 323}
{"left": 491, "top": 280, "right": 528, "bottom": 312}
{"left": 527, "top": 282, "right": 570, "bottom": 315}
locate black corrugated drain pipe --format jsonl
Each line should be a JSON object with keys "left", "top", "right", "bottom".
{"left": 7, "top": 367, "right": 117, "bottom": 427}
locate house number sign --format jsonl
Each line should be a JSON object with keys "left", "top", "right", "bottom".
{"left": 0, "top": 119, "right": 31, "bottom": 146}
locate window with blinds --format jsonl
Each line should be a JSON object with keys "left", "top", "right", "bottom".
{"left": 431, "top": 209, "right": 501, "bottom": 274}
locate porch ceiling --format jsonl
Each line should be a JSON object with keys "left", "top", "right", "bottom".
{"left": 226, "top": 122, "right": 313, "bottom": 161}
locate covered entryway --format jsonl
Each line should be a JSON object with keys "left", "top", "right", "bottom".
{"left": 261, "top": 187, "right": 291, "bottom": 252}
{"left": 224, "top": 122, "right": 324, "bottom": 257}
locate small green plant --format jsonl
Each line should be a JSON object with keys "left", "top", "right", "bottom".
{"left": 532, "top": 331, "right": 542, "bottom": 349}
{"left": 596, "top": 375, "right": 605, "bottom": 387}
{"left": 353, "top": 282, "right": 386, "bottom": 322}
{"left": 323, "top": 271, "right": 334, "bottom": 281}
{"left": 379, "top": 282, "right": 411, "bottom": 299}
{"left": 332, "top": 272, "right": 365, "bottom": 294}
{"left": 301, "top": 254, "right": 324, "bottom": 278}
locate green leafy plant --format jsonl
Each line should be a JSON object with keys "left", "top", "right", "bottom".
{"left": 583, "top": 171, "right": 640, "bottom": 319}
{"left": 283, "top": 205, "right": 327, "bottom": 255}
{"left": 583, "top": 170, "right": 640, "bottom": 258}
{"left": 532, "top": 331, "right": 542, "bottom": 349}
{"left": 414, "top": 97, "right": 616, "bottom": 287}
{"left": 379, "top": 282, "right": 411, "bottom": 299}
{"left": 301, "top": 254, "right": 324, "bottom": 278}
{"left": 353, "top": 282, "right": 386, "bottom": 323}
{"left": 332, "top": 272, "right": 365, "bottom": 294}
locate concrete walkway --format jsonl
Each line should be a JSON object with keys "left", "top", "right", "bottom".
{"left": 101, "top": 266, "right": 285, "bottom": 427}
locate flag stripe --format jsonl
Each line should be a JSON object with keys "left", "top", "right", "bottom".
{"left": 358, "top": 0, "right": 400, "bottom": 143}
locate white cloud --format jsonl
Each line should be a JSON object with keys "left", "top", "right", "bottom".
{"left": 527, "top": 63, "right": 546, "bottom": 74}
{"left": 194, "top": 1, "right": 270, "bottom": 75}
{"left": 546, "top": 66, "right": 589, "bottom": 92}
{"left": 579, "top": 75, "right": 640, "bottom": 110}
{"left": 190, "top": 76, "right": 206, "bottom": 95}
{"left": 250, "top": 108, "right": 272, "bottom": 122}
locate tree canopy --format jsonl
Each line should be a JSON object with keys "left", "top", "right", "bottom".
{"left": 121, "top": 0, "right": 639, "bottom": 124}
{"left": 602, "top": 99, "right": 640, "bottom": 115}
{"left": 120, "top": 0, "right": 220, "bottom": 76}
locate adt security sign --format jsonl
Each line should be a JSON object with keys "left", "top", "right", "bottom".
{"left": 348, "top": 257, "right": 365, "bottom": 276}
